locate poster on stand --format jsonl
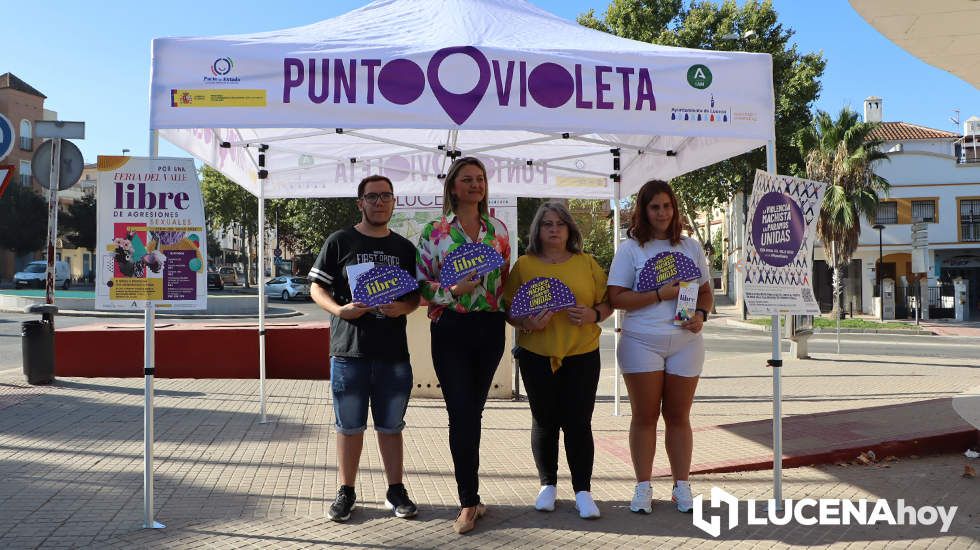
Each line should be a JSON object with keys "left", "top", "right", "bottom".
{"left": 742, "top": 169, "right": 826, "bottom": 315}
{"left": 95, "top": 156, "right": 207, "bottom": 311}
{"left": 389, "top": 194, "right": 517, "bottom": 268}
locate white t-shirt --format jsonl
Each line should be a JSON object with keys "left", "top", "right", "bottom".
{"left": 607, "top": 236, "right": 711, "bottom": 335}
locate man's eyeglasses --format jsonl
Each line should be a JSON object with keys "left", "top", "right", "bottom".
{"left": 361, "top": 192, "right": 395, "bottom": 204}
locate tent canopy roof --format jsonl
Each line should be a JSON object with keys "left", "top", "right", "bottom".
{"left": 151, "top": 0, "right": 775, "bottom": 199}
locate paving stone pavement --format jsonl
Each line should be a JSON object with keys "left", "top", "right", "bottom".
{"left": 0, "top": 346, "right": 977, "bottom": 549}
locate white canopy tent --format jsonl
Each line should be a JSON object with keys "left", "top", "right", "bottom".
{"left": 144, "top": 0, "right": 784, "bottom": 526}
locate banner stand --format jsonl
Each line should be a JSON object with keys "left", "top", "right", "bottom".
{"left": 765, "top": 141, "right": 784, "bottom": 511}
{"left": 767, "top": 311, "right": 783, "bottom": 511}
{"left": 142, "top": 302, "right": 164, "bottom": 529}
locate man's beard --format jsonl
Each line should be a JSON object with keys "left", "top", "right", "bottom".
{"left": 361, "top": 207, "right": 391, "bottom": 227}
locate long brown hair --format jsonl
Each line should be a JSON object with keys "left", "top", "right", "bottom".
{"left": 442, "top": 157, "right": 489, "bottom": 217}
{"left": 627, "top": 179, "right": 682, "bottom": 245}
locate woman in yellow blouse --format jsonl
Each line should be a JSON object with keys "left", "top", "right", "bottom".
{"left": 416, "top": 157, "right": 510, "bottom": 535}
{"left": 503, "top": 202, "right": 612, "bottom": 519}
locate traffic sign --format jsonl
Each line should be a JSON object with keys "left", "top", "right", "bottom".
{"left": 0, "top": 165, "right": 13, "bottom": 199}
{"left": 0, "top": 113, "right": 13, "bottom": 162}
{"left": 32, "top": 139, "right": 84, "bottom": 190}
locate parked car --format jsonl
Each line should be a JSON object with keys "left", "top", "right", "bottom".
{"left": 218, "top": 266, "right": 240, "bottom": 286}
{"left": 14, "top": 261, "right": 70, "bottom": 290}
{"left": 266, "top": 276, "right": 311, "bottom": 301}
{"left": 207, "top": 270, "right": 224, "bottom": 291}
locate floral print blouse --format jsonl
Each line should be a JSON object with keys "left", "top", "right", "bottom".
{"left": 416, "top": 213, "right": 511, "bottom": 321}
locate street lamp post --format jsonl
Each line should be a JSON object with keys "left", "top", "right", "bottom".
{"left": 873, "top": 224, "right": 885, "bottom": 319}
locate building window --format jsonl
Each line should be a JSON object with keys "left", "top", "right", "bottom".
{"left": 19, "top": 160, "right": 31, "bottom": 187}
{"left": 19, "top": 120, "right": 32, "bottom": 151}
{"left": 961, "top": 199, "right": 980, "bottom": 242}
{"left": 911, "top": 200, "right": 936, "bottom": 223}
{"left": 875, "top": 201, "right": 897, "bottom": 225}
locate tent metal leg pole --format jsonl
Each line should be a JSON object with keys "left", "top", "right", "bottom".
{"left": 143, "top": 303, "right": 164, "bottom": 529}
{"left": 765, "top": 140, "right": 783, "bottom": 508}
{"left": 258, "top": 186, "right": 267, "bottom": 424}
{"left": 612, "top": 151, "right": 622, "bottom": 417}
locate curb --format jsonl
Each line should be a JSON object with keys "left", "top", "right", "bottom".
{"left": 687, "top": 429, "right": 979, "bottom": 475}
{"left": 724, "top": 319, "right": 934, "bottom": 335}
{"left": 0, "top": 307, "right": 304, "bottom": 320}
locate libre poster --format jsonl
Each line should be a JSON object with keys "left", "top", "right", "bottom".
{"left": 95, "top": 156, "right": 208, "bottom": 311}
{"left": 742, "top": 170, "right": 826, "bottom": 315}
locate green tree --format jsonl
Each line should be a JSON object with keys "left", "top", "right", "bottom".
{"left": 579, "top": 0, "right": 826, "bottom": 243}
{"left": 569, "top": 199, "right": 615, "bottom": 272}
{"left": 0, "top": 184, "right": 47, "bottom": 257}
{"left": 797, "top": 107, "right": 889, "bottom": 315}
{"left": 61, "top": 194, "right": 97, "bottom": 251}
{"left": 516, "top": 197, "right": 546, "bottom": 256}
{"left": 200, "top": 166, "right": 258, "bottom": 287}
{"left": 277, "top": 197, "right": 360, "bottom": 253}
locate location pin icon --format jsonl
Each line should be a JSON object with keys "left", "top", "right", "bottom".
{"left": 427, "top": 46, "right": 491, "bottom": 125}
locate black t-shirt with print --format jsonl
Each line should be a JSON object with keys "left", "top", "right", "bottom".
{"left": 308, "top": 227, "right": 418, "bottom": 361}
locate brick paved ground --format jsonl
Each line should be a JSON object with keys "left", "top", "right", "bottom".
{"left": 0, "top": 343, "right": 977, "bottom": 549}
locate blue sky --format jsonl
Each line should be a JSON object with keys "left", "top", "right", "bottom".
{"left": 2, "top": 0, "right": 976, "bottom": 163}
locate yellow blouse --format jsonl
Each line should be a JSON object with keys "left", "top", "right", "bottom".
{"left": 503, "top": 253, "right": 608, "bottom": 371}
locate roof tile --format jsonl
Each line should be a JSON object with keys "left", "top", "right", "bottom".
{"left": 868, "top": 121, "right": 959, "bottom": 141}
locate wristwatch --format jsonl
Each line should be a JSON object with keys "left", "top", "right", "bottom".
{"left": 695, "top": 308, "right": 709, "bottom": 322}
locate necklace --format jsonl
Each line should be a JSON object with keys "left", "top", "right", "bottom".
{"left": 540, "top": 251, "right": 572, "bottom": 264}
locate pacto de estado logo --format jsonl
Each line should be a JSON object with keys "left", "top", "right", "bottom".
{"left": 687, "top": 64, "right": 712, "bottom": 89}
{"left": 281, "top": 46, "right": 660, "bottom": 125}
{"left": 205, "top": 58, "right": 241, "bottom": 83}
{"left": 211, "top": 57, "right": 234, "bottom": 76}
{"left": 693, "top": 487, "right": 958, "bottom": 538}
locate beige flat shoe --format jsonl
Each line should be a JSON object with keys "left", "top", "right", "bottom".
{"left": 453, "top": 503, "right": 487, "bottom": 535}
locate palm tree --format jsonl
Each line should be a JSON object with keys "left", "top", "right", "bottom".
{"left": 796, "top": 107, "right": 889, "bottom": 316}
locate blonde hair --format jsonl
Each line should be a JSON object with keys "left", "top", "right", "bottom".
{"left": 442, "top": 157, "right": 489, "bottom": 217}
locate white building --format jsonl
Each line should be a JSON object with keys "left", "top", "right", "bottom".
{"left": 812, "top": 97, "right": 980, "bottom": 319}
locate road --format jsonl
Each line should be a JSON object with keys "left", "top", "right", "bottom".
{"left": 2, "top": 298, "right": 978, "bottom": 375}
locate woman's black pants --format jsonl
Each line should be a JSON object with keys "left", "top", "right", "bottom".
{"left": 430, "top": 310, "right": 506, "bottom": 508}
{"left": 516, "top": 347, "right": 601, "bottom": 493}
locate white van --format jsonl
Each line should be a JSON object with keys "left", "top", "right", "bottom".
{"left": 14, "top": 260, "right": 70, "bottom": 290}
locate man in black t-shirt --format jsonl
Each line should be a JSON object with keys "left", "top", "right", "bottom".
{"left": 309, "top": 175, "right": 420, "bottom": 522}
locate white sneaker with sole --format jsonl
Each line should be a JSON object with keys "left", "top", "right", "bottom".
{"left": 629, "top": 482, "right": 653, "bottom": 514}
{"left": 672, "top": 481, "right": 694, "bottom": 513}
{"left": 574, "top": 491, "right": 600, "bottom": 519}
{"left": 535, "top": 485, "right": 557, "bottom": 512}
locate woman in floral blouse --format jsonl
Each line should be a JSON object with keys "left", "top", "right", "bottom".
{"left": 416, "top": 156, "right": 510, "bottom": 535}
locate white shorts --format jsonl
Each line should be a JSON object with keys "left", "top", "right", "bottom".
{"left": 617, "top": 330, "right": 705, "bottom": 377}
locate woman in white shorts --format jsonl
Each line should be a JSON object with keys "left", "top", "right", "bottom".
{"left": 607, "top": 179, "right": 713, "bottom": 515}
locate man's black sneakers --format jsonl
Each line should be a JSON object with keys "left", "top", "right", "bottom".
{"left": 384, "top": 483, "right": 418, "bottom": 518}
{"left": 327, "top": 486, "right": 356, "bottom": 522}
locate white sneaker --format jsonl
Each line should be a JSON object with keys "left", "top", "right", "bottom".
{"left": 535, "top": 485, "right": 557, "bottom": 512}
{"left": 574, "top": 491, "right": 600, "bottom": 519}
{"left": 672, "top": 481, "right": 694, "bottom": 513}
{"left": 629, "top": 482, "right": 653, "bottom": 514}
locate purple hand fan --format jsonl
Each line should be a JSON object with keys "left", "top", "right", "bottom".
{"left": 636, "top": 251, "right": 702, "bottom": 292}
{"left": 351, "top": 265, "right": 418, "bottom": 307}
{"left": 509, "top": 277, "right": 577, "bottom": 318}
{"left": 439, "top": 242, "right": 505, "bottom": 287}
